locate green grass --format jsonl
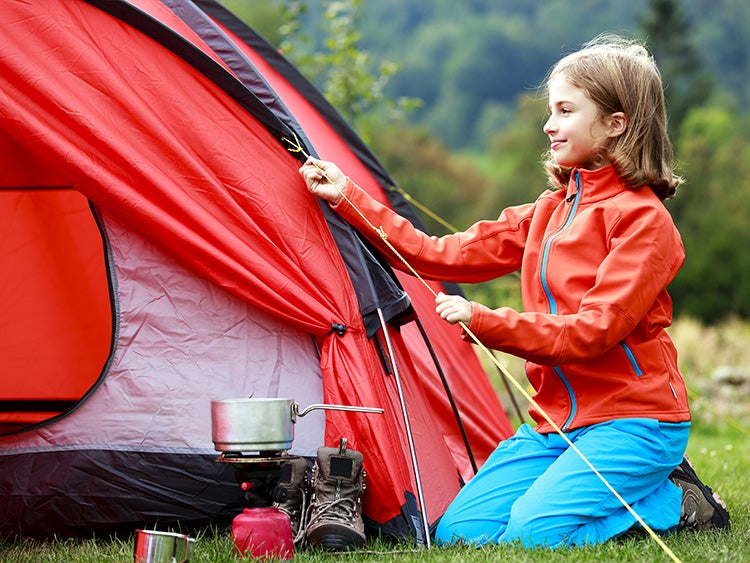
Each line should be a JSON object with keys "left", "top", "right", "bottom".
{"left": 3, "top": 317, "right": 747, "bottom": 562}
{"left": 1, "top": 421, "right": 747, "bottom": 563}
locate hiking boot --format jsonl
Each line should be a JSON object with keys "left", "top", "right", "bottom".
{"left": 305, "top": 439, "right": 366, "bottom": 550}
{"left": 272, "top": 456, "right": 309, "bottom": 545}
{"left": 669, "top": 456, "right": 730, "bottom": 531}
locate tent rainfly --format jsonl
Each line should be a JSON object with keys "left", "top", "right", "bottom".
{"left": 0, "top": 0, "right": 513, "bottom": 539}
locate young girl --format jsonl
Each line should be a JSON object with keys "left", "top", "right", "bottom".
{"left": 298, "top": 35, "right": 729, "bottom": 547}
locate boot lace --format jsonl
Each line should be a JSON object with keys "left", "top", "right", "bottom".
{"left": 276, "top": 488, "right": 309, "bottom": 546}
{"left": 306, "top": 496, "right": 359, "bottom": 528}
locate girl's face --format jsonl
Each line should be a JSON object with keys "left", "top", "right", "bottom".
{"left": 544, "top": 76, "right": 622, "bottom": 170}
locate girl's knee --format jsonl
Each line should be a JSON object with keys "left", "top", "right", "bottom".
{"left": 434, "top": 515, "right": 503, "bottom": 546}
{"left": 434, "top": 520, "right": 462, "bottom": 545}
{"left": 502, "top": 506, "right": 575, "bottom": 548}
{"left": 504, "top": 511, "right": 609, "bottom": 548}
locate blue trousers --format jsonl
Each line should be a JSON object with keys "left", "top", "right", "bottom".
{"left": 435, "top": 418, "right": 690, "bottom": 547}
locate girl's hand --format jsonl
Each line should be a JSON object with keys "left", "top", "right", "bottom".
{"left": 298, "top": 158, "right": 347, "bottom": 204}
{"left": 435, "top": 292, "right": 473, "bottom": 325}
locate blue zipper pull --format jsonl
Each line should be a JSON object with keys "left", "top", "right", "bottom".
{"left": 565, "top": 170, "right": 581, "bottom": 203}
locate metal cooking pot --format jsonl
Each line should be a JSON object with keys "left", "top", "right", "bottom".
{"left": 210, "top": 398, "right": 383, "bottom": 452}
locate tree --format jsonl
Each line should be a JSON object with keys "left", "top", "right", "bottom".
{"left": 483, "top": 94, "right": 550, "bottom": 210}
{"left": 368, "top": 123, "right": 489, "bottom": 233}
{"left": 221, "top": 0, "right": 286, "bottom": 45}
{"left": 276, "top": 0, "right": 420, "bottom": 142}
{"left": 669, "top": 104, "right": 750, "bottom": 321}
{"left": 639, "top": 0, "right": 714, "bottom": 136}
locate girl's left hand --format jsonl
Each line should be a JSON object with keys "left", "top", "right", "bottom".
{"left": 435, "top": 292, "right": 473, "bottom": 325}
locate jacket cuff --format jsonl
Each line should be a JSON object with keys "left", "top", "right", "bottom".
{"left": 459, "top": 301, "right": 480, "bottom": 342}
{"left": 330, "top": 177, "right": 355, "bottom": 210}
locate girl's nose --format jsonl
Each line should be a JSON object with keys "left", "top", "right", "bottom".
{"left": 543, "top": 116, "right": 555, "bottom": 135}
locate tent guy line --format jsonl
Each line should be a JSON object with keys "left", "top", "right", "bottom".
{"left": 286, "top": 136, "right": 683, "bottom": 563}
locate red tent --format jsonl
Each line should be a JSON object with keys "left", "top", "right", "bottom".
{"left": 0, "top": 0, "right": 513, "bottom": 539}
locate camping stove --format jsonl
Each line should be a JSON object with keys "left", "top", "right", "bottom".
{"left": 217, "top": 450, "right": 302, "bottom": 507}
{"left": 210, "top": 397, "right": 380, "bottom": 559}
{"left": 217, "top": 451, "right": 298, "bottom": 559}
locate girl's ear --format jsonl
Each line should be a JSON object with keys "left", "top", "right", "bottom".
{"left": 607, "top": 112, "right": 628, "bottom": 138}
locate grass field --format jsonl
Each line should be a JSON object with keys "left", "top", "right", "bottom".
{"left": 2, "top": 318, "right": 748, "bottom": 562}
{"left": 2, "top": 421, "right": 746, "bottom": 562}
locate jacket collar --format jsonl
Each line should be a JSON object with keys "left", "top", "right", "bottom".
{"left": 566, "top": 165, "right": 628, "bottom": 204}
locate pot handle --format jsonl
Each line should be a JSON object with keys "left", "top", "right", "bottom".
{"left": 295, "top": 403, "right": 384, "bottom": 418}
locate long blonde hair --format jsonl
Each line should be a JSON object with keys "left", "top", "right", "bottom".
{"left": 543, "top": 35, "right": 683, "bottom": 200}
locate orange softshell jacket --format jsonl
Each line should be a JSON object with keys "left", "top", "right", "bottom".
{"left": 333, "top": 165, "right": 691, "bottom": 433}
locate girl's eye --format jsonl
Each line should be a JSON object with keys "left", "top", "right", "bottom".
{"left": 561, "top": 107, "right": 571, "bottom": 115}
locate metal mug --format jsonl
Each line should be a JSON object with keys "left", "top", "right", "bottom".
{"left": 134, "top": 529, "right": 195, "bottom": 563}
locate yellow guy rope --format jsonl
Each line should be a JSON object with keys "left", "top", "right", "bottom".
{"left": 390, "top": 186, "right": 462, "bottom": 233}
{"left": 285, "top": 137, "right": 682, "bottom": 563}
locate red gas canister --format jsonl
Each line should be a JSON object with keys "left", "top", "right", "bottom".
{"left": 232, "top": 507, "right": 294, "bottom": 560}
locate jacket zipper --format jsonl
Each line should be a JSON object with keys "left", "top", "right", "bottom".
{"left": 540, "top": 171, "right": 581, "bottom": 430}
{"left": 619, "top": 342, "right": 644, "bottom": 376}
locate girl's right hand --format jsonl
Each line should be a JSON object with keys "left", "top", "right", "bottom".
{"left": 435, "top": 292, "right": 473, "bottom": 325}
{"left": 298, "top": 158, "right": 347, "bottom": 204}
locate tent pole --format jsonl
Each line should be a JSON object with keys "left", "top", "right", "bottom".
{"left": 412, "top": 316, "right": 478, "bottom": 474}
{"left": 490, "top": 349, "right": 526, "bottom": 423}
{"left": 376, "top": 308, "right": 431, "bottom": 548}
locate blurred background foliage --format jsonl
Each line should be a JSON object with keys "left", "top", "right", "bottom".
{"left": 222, "top": 0, "right": 750, "bottom": 325}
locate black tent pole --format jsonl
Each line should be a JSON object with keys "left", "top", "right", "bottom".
{"left": 489, "top": 350, "right": 526, "bottom": 424}
{"left": 412, "top": 316, "right": 478, "bottom": 475}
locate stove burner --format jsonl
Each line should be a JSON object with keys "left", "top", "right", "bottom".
{"left": 217, "top": 451, "right": 287, "bottom": 464}
{"left": 217, "top": 451, "right": 303, "bottom": 508}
